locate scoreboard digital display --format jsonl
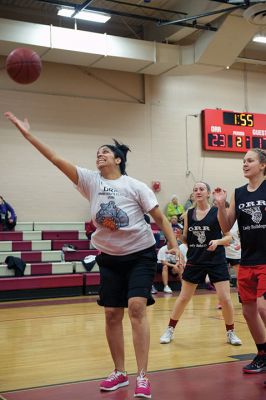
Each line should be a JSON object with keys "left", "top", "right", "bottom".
{"left": 202, "top": 109, "right": 266, "bottom": 152}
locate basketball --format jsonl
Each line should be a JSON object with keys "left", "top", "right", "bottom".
{"left": 5, "top": 48, "right": 42, "bottom": 84}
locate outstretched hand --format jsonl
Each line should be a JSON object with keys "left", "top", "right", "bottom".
{"left": 207, "top": 240, "right": 218, "bottom": 252}
{"left": 4, "top": 112, "right": 30, "bottom": 137}
{"left": 212, "top": 187, "right": 227, "bottom": 206}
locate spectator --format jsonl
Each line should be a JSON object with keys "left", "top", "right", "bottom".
{"left": 157, "top": 243, "right": 183, "bottom": 293}
{"left": 184, "top": 193, "right": 194, "bottom": 211}
{"left": 0, "top": 196, "right": 17, "bottom": 231}
{"left": 169, "top": 215, "right": 183, "bottom": 245}
{"left": 166, "top": 195, "right": 184, "bottom": 222}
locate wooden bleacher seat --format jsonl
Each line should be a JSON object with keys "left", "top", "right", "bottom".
{"left": 0, "top": 250, "right": 62, "bottom": 263}
{"left": 52, "top": 239, "right": 90, "bottom": 250}
{"left": 75, "top": 261, "right": 99, "bottom": 273}
{"left": 42, "top": 230, "right": 87, "bottom": 240}
{"left": 0, "top": 231, "right": 42, "bottom": 241}
{"left": 64, "top": 249, "right": 99, "bottom": 262}
{"left": 0, "top": 240, "right": 51, "bottom": 252}
{"left": 34, "top": 222, "right": 86, "bottom": 231}
{"left": 15, "top": 222, "right": 34, "bottom": 231}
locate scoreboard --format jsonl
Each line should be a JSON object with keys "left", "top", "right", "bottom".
{"left": 202, "top": 109, "right": 266, "bottom": 152}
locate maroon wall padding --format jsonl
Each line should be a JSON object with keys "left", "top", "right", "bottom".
{"left": 30, "top": 263, "right": 52, "bottom": 275}
{"left": 0, "top": 274, "right": 83, "bottom": 291}
{"left": 85, "top": 273, "right": 100, "bottom": 285}
{"left": 42, "top": 231, "right": 79, "bottom": 240}
{"left": 64, "top": 249, "right": 99, "bottom": 261}
{"left": 12, "top": 241, "right": 32, "bottom": 251}
{"left": 0, "top": 232, "right": 23, "bottom": 241}
{"left": 20, "top": 251, "right": 42, "bottom": 263}
{"left": 52, "top": 239, "right": 90, "bottom": 250}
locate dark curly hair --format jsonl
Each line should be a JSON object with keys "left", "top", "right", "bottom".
{"left": 102, "top": 139, "right": 131, "bottom": 175}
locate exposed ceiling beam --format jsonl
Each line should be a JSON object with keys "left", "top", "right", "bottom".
{"left": 158, "top": 4, "right": 247, "bottom": 26}
{"left": 38, "top": 0, "right": 217, "bottom": 31}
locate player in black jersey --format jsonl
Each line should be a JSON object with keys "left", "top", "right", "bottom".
{"left": 214, "top": 148, "right": 266, "bottom": 376}
{"left": 160, "top": 181, "right": 242, "bottom": 346}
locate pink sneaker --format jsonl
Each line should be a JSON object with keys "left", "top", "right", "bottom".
{"left": 134, "top": 372, "right": 151, "bottom": 398}
{"left": 100, "top": 370, "right": 129, "bottom": 391}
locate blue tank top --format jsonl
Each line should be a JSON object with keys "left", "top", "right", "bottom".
{"left": 235, "top": 180, "right": 266, "bottom": 266}
{"left": 186, "top": 206, "right": 227, "bottom": 266}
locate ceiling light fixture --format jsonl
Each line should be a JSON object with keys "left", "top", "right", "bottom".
{"left": 58, "top": 7, "right": 111, "bottom": 23}
{"left": 252, "top": 34, "right": 266, "bottom": 44}
{"left": 58, "top": 7, "right": 74, "bottom": 17}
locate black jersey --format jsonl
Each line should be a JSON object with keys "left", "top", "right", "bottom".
{"left": 186, "top": 206, "right": 227, "bottom": 266}
{"left": 235, "top": 180, "right": 266, "bottom": 266}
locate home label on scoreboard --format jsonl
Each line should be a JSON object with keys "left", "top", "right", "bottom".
{"left": 202, "top": 109, "right": 266, "bottom": 153}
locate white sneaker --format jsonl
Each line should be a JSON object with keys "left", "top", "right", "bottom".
{"left": 163, "top": 285, "right": 172, "bottom": 293}
{"left": 160, "top": 326, "right": 174, "bottom": 344}
{"left": 151, "top": 285, "right": 158, "bottom": 294}
{"left": 227, "top": 330, "right": 242, "bottom": 346}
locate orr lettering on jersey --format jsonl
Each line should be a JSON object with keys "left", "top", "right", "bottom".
{"left": 238, "top": 200, "right": 266, "bottom": 209}
{"left": 188, "top": 226, "right": 210, "bottom": 231}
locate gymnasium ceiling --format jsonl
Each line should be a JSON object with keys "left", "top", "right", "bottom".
{"left": 0, "top": 0, "right": 266, "bottom": 75}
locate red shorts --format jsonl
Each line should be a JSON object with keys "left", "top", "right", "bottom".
{"left": 238, "top": 265, "right": 266, "bottom": 303}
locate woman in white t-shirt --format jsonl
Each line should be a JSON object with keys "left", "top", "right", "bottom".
{"left": 5, "top": 111, "right": 180, "bottom": 399}
{"left": 157, "top": 244, "right": 183, "bottom": 293}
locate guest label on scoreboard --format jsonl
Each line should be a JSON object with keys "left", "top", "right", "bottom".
{"left": 202, "top": 109, "right": 266, "bottom": 152}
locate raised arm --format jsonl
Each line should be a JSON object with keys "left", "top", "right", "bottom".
{"left": 4, "top": 112, "right": 78, "bottom": 185}
{"left": 213, "top": 188, "right": 236, "bottom": 232}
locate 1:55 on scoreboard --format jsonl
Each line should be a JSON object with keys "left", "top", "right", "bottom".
{"left": 202, "top": 109, "right": 266, "bottom": 153}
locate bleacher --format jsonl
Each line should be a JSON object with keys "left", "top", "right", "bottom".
{"left": 0, "top": 222, "right": 100, "bottom": 301}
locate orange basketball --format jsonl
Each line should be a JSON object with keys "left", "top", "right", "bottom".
{"left": 5, "top": 48, "right": 42, "bottom": 84}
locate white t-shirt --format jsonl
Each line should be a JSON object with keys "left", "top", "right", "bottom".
{"left": 157, "top": 245, "right": 176, "bottom": 264}
{"left": 76, "top": 167, "right": 157, "bottom": 255}
{"left": 225, "top": 221, "right": 241, "bottom": 259}
{"left": 178, "top": 243, "right": 188, "bottom": 262}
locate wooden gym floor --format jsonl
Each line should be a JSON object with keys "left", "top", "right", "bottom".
{"left": 0, "top": 289, "right": 265, "bottom": 400}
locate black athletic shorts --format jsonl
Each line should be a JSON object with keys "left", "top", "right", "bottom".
{"left": 182, "top": 263, "right": 230, "bottom": 284}
{"left": 96, "top": 245, "right": 157, "bottom": 308}
{"left": 226, "top": 257, "right": 240, "bottom": 267}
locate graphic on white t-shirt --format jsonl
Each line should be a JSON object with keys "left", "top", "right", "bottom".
{"left": 96, "top": 200, "right": 129, "bottom": 231}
